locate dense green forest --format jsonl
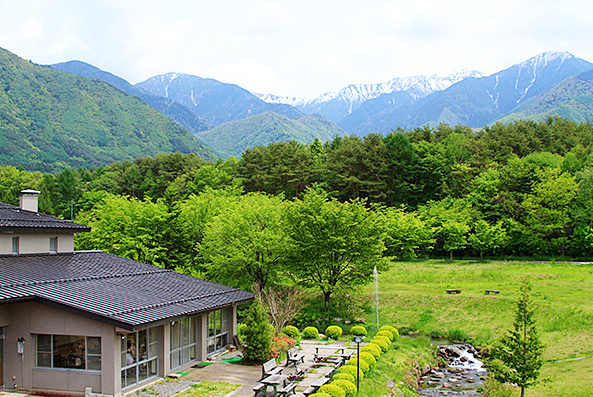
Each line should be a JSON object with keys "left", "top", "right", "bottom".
{"left": 3, "top": 117, "right": 593, "bottom": 288}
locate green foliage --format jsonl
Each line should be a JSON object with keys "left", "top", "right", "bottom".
{"left": 282, "top": 325, "right": 300, "bottom": 338}
{"left": 376, "top": 330, "right": 394, "bottom": 341}
{"left": 318, "top": 383, "right": 346, "bottom": 397}
{"left": 350, "top": 325, "right": 367, "bottom": 336}
{"left": 201, "top": 192, "right": 287, "bottom": 290}
{"left": 302, "top": 326, "right": 319, "bottom": 339}
{"left": 284, "top": 188, "right": 389, "bottom": 311}
{"left": 237, "top": 324, "right": 248, "bottom": 341}
{"left": 242, "top": 301, "right": 273, "bottom": 362}
{"left": 325, "top": 325, "right": 343, "bottom": 340}
{"left": 487, "top": 279, "right": 545, "bottom": 397}
{"left": 359, "top": 351, "right": 377, "bottom": 367}
{"left": 337, "top": 365, "right": 364, "bottom": 381}
{"left": 378, "top": 325, "right": 399, "bottom": 340}
{"left": 477, "top": 376, "right": 517, "bottom": 397}
{"left": 330, "top": 379, "right": 357, "bottom": 397}
{"left": 371, "top": 338, "right": 389, "bottom": 352}
{"left": 0, "top": 48, "right": 214, "bottom": 172}
{"left": 331, "top": 373, "right": 356, "bottom": 384}
{"left": 309, "top": 393, "right": 332, "bottom": 397}
{"left": 361, "top": 343, "right": 382, "bottom": 359}
{"left": 373, "top": 335, "right": 392, "bottom": 349}
{"left": 346, "top": 357, "right": 370, "bottom": 373}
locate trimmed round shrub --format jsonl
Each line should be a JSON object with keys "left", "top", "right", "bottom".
{"left": 346, "top": 357, "right": 370, "bottom": 373}
{"left": 361, "top": 343, "right": 381, "bottom": 359}
{"left": 350, "top": 325, "right": 367, "bottom": 336}
{"left": 379, "top": 325, "right": 399, "bottom": 340}
{"left": 331, "top": 379, "right": 357, "bottom": 397}
{"left": 359, "top": 351, "right": 377, "bottom": 367}
{"left": 376, "top": 330, "right": 394, "bottom": 341}
{"left": 371, "top": 338, "right": 389, "bottom": 352}
{"left": 319, "top": 383, "right": 346, "bottom": 397}
{"left": 325, "top": 325, "right": 343, "bottom": 340}
{"left": 282, "top": 325, "right": 300, "bottom": 338}
{"left": 374, "top": 334, "right": 392, "bottom": 347}
{"left": 332, "top": 372, "right": 356, "bottom": 384}
{"left": 302, "top": 326, "right": 319, "bottom": 339}
{"left": 337, "top": 364, "right": 364, "bottom": 381}
{"left": 309, "top": 393, "right": 332, "bottom": 397}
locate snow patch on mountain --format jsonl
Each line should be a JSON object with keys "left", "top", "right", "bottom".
{"left": 256, "top": 70, "right": 484, "bottom": 111}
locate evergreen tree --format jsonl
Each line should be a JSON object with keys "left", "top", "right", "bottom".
{"left": 243, "top": 301, "right": 273, "bottom": 362}
{"left": 487, "top": 279, "right": 545, "bottom": 397}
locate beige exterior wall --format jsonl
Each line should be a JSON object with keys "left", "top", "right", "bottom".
{"left": 0, "top": 233, "right": 75, "bottom": 255}
{"left": 1, "top": 301, "right": 239, "bottom": 396}
{"left": 1, "top": 301, "right": 114, "bottom": 395}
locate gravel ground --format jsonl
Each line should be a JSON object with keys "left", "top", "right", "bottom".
{"left": 129, "top": 379, "right": 200, "bottom": 397}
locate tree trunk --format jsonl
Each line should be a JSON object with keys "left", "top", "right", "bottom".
{"left": 520, "top": 386, "right": 525, "bottom": 397}
{"left": 323, "top": 291, "right": 332, "bottom": 312}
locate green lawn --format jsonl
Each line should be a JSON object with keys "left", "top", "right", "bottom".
{"left": 358, "top": 259, "right": 593, "bottom": 397}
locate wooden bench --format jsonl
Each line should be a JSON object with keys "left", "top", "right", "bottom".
{"left": 303, "top": 376, "right": 330, "bottom": 396}
{"left": 261, "top": 358, "right": 284, "bottom": 379}
{"left": 286, "top": 346, "right": 305, "bottom": 367}
{"left": 277, "top": 382, "right": 297, "bottom": 396}
{"left": 252, "top": 382, "right": 266, "bottom": 397}
{"left": 314, "top": 346, "right": 347, "bottom": 363}
{"left": 446, "top": 289, "right": 462, "bottom": 294}
{"left": 485, "top": 289, "right": 500, "bottom": 295}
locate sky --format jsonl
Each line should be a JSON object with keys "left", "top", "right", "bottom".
{"left": 1, "top": 0, "right": 592, "bottom": 98}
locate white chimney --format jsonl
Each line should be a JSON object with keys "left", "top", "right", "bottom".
{"left": 20, "top": 189, "right": 41, "bottom": 212}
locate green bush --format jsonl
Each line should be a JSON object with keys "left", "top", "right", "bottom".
{"left": 374, "top": 334, "right": 392, "bottom": 347}
{"left": 350, "top": 325, "right": 367, "bottom": 336}
{"left": 302, "top": 326, "right": 319, "bottom": 339}
{"left": 448, "top": 328, "right": 468, "bottom": 342}
{"left": 346, "top": 357, "right": 370, "bottom": 373}
{"left": 371, "top": 338, "right": 389, "bottom": 352}
{"left": 376, "top": 330, "right": 394, "bottom": 341}
{"left": 332, "top": 372, "right": 356, "bottom": 384}
{"left": 237, "top": 323, "right": 248, "bottom": 340}
{"left": 379, "top": 325, "right": 399, "bottom": 340}
{"left": 319, "top": 383, "right": 346, "bottom": 397}
{"left": 337, "top": 364, "right": 364, "bottom": 381}
{"left": 325, "top": 325, "right": 343, "bottom": 340}
{"left": 361, "top": 343, "right": 381, "bottom": 359}
{"left": 331, "top": 379, "right": 357, "bottom": 397}
{"left": 309, "top": 393, "right": 332, "bottom": 397}
{"left": 359, "top": 351, "right": 377, "bottom": 367}
{"left": 243, "top": 301, "right": 273, "bottom": 361}
{"left": 282, "top": 325, "right": 300, "bottom": 338}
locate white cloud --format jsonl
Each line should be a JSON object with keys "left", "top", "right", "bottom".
{"left": 1, "top": 0, "right": 593, "bottom": 97}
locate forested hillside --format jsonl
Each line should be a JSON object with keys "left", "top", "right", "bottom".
{"left": 3, "top": 117, "right": 593, "bottom": 276}
{"left": 0, "top": 48, "right": 215, "bottom": 171}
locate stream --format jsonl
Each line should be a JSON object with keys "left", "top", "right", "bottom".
{"left": 417, "top": 344, "right": 487, "bottom": 396}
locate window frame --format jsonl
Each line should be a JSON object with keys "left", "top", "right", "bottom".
{"left": 34, "top": 334, "right": 101, "bottom": 372}
{"left": 206, "top": 309, "right": 228, "bottom": 356}
{"left": 120, "top": 327, "right": 159, "bottom": 389}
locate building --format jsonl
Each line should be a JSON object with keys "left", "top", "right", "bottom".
{"left": 0, "top": 190, "right": 254, "bottom": 396}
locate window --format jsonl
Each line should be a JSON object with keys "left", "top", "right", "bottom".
{"left": 12, "top": 237, "right": 19, "bottom": 255}
{"left": 170, "top": 317, "right": 197, "bottom": 369}
{"left": 206, "top": 309, "right": 228, "bottom": 356}
{"left": 49, "top": 237, "right": 58, "bottom": 253}
{"left": 121, "top": 327, "right": 158, "bottom": 389}
{"left": 35, "top": 334, "right": 101, "bottom": 371}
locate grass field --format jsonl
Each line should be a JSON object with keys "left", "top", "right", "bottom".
{"left": 360, "top": 259, "right": 593, "bottom": 396}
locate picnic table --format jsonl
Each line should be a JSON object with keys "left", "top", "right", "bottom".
{"left": 260, "top": 374, "right": 288, "bottom": 395}
{"left": 313, "top": 346, "right": 353, "bottom": 363}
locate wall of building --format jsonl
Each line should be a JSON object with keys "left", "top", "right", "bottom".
{"left": 2, "top": 301, "right": 115, "bottom": 395}
{"left": 0, "top": 233, "right": 75, "bottom": 255}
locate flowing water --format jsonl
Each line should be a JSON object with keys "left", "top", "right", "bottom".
{"left": 418, "top": 344, "right": 487, "bottom": 396}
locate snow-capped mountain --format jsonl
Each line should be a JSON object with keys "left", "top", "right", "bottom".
{"left": 256, "top": 69, "right": 484, "bottom": 123}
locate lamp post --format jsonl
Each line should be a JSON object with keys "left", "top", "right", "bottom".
{"left": 354, "top": 336, "right": 362, "bottom": 391}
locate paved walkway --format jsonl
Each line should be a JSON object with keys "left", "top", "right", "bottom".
{"left": 185, "top": 340, "right": 357, "bottom": 397}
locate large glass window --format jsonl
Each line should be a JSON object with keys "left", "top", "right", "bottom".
{"left": 207, "top": 309, "right": 228, "bottom": 356}
{"left": 35, "top": 334, "right": 101, "bottom": 371}
{"left": 120, "top": 327, "right": 158, "bottom": 389}
{"left": 170, "top": 317, "right": 197, "bottom": 369}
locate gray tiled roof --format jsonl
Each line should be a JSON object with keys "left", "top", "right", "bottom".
{"left": 0, "top": 251, "right": 254, "bottom": 330}
{"left": 0, "top": 202, "right": 91, "bottom": 232}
